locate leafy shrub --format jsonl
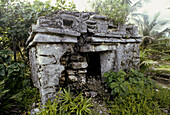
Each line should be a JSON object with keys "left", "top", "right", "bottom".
{"left": 104, "top": 69, "right": 170, "bottom": 114}
{"left": 0, "top": 80, "right": 12, "bottom": 114}
{"left": 103, "top": 69, "right": 155, "bottom": 96}
{"left": 37, "top": 88, "right": 93, "bottom": 115}
{"left": 0, "top": 49, "right": 39, "bottom": 113}
{"left": 90, "top": 0, "right": 129, "bottom": 24}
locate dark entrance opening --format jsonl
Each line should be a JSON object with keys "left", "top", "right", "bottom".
{"left": 86, "top": 53, "right": 101, "bottom": 77}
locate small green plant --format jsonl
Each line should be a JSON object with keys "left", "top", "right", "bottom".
{"left": 103, "top": 69, "right": 155, "bottom": 96}
{"left": 103, "top": 70, "right": 129, "bottom": 96}
{"left": 38, "top": 88, "right": 93, "bottom": 115}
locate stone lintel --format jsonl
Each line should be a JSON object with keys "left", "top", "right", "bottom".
{"left": 89, "top": 37, "right": 142, "bottom": 43}
{"left": 28, "top": 33, "right": 77, "bottom": 47}
{"left": 91, "top": 15, "right": 107, "bottom": 20}
{"left": 94, "top": 33, "right": 122, "bottom": 38}
{"left": 32, "top": 25, "right": 81, "bottom": 37}
{"left": 80, "top": 44, "right": 116, "bottom": 52}
{"left": 125, "top": 39, "right": 136, "bottom": 42}
{"left": 135, "top": 39, "right": 143, "bottom": 42}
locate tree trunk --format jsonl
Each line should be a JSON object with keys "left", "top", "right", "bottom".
{"left": 13, "top": 37, "right": 16, "bottom": 61}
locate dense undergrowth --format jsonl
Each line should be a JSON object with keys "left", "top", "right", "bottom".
{"left": 0, "top": 49, "right": 40, "bottom": 114}
{"left": 104, "top": 69, "right": 170, "bottom": 115}
{"left": 35, "top": 89, "right": 93, "bottom": 115}
{"left": 33, "top": 69, "right": 170, "bottom": 115}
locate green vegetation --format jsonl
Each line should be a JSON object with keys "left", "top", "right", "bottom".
{"left": 0, "top": 0, "right": 76, "bottom": 114}
{"left": 90, "top": 0, "right": 149, "bottom": 24}
{"left": 90, "top": 0, "right": 129, "bottom": 24}
{"left": 37, "top": 88, "right": 93, "bottom": 115}
{"left": 103, "top": 69, "right": 154, "bottom": 96}
{"left": 104, "top": 69, "right": 170, "bottom": 115}
{"left": 0, "top": 0, "right": 76, "bottom": 61}
{"left": 108, "top": 85, "right": 169, "bottom": 115}
{"left": 0, "top": 49, "right": 40, "bottom": 114}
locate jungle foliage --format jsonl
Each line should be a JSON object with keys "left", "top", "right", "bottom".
{"left": 37, "top": 89, "right": 93, "bottom": 115}
{"left": 0, "top": 0, "right": 76, "bottom": 61}
{"left": 104, "top": 69, "right": 170, "bottom": 115}
{"left": 0, "top": 0, "right": 76, "bottom": 114}
{"left": 0, "top": 49, "right": 39, "bottom": 114}
{"left": 90, "top": 0, "right": 149, "bottom": 24}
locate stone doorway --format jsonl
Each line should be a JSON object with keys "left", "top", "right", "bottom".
{"left": 86, "top": 53, "right": 101, "bottom": 77}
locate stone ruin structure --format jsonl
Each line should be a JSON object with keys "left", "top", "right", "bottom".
{"left": 26, "top": 11, "right": 142, "bottom": 104}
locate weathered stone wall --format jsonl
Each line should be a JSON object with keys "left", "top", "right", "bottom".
{"left": 26, "top": 11, "right": 142, "bottom": 104}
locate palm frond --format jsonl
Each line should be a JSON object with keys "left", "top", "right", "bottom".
{"left": 122, "top": 0, "right": 132, "bottom": 5}
{"left": 149, "top": 12, "right": 160, "bottom": 30}
{"left": 142, "top": 0, "right": 151, "bottom": 3}
{"left": 158, "top": 20, "right": 170, "bottom": 26}
{"left": 130, "top": 1, "right": 142, "bottom": 12}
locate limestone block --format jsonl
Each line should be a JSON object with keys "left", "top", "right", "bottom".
{"left": 67, "top": 70, "right": 75, "bottom": 75}
{"left": 126, "top": 39, "right": 136, "bottom": 43}
{"left": 115, "top": 43, "right": 124, "bottom": 71}
{"left": 94, "top": 33, "right": 122, "bottom": 38}
{"left": 87, "top": 28, "right": 97, "bottom": 33}
{"left": 68, "top": 75, "right": 78, "bottom": 82}
{"left": 71, "top": 62, "right": 88, "bottom": 69}
{"left": 91, "top": 15, "right": 107, "bottom": 20}
{"left": 78, "top": 69, "right": 87, "bottom": 74}
{"left": 136, "top": 39, "right": 142, "bottom": 42}
{"left": 32, "top": 33, "right": 78, "bottom": 44}
{"left": 100, "top": 51, "right": 116, "bottom": 75}
{"left": 40, "top": 87, "right": 56, "bottom": 98}
{"left": 70, "top": 55, "right": 86, "bottom": 61}
{"left": 90, "top": 37, "right": 122, "bottom": 43}
{"left": 97, "top": 22, "right": 108, "bottom": 33}
{"left": 37, "top": 44, "right": 70, "bottom": 61}
{"left": 32, "top": 25, "right": 81, "bottom": 37}
{"left": 48, "top": 75, "right": 60, "bottom": 86}
{"left": 29, "top": 47, "right": 40, "bottom": 88}
{"left": 86, "top": 20, "right": 97, "bottom": 25}
{"left": 80, "top": 76, "right": 86, "bottom": 85}
{"left": 95, "top": 45, "right": 115, "bottom": 51}
{"left": 41, "top": 64, "right": 64, "bottom": 76}
{"left": 81, "top": 12, "right": 91, "bottom": 21}
{"left": 80, "top": 44, "right": 116, "bottom": 52}
{"left": 37, "top": 55, "right": 56, "bottom": 65}
{"left": 79, "top": 22, "right": 87, "bottom": 33}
